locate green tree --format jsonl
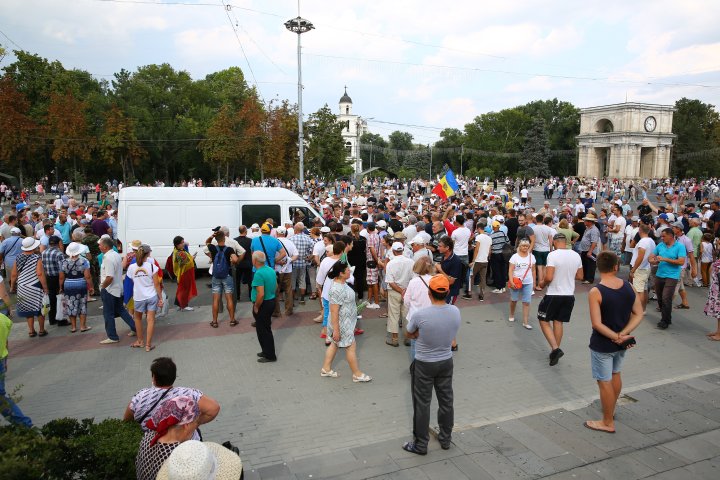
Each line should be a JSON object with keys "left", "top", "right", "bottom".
{"left": 199, "top": 104, "right": 242, "bottom": 184}
{"left": 359, "top": 132, "right": 387, "bottom": 171}
{"left": 306, "top": 104, "right": 350, "bottom": 178}
{"left": 265, "top": 99, "right": 298, "bottom": 180}
{"left": 112, "top": 64, "right": 197, "bottom": 183}
{"left": 464, "top": 107, "right": 531, "bottom": 175}
{"left": 672, "top": 98, "right": 720, "bottom": 177}
{"left": 98, "top": 105, "right": 146, "bottom": 183}
{"left": 434, "top": 128, "right": 466, "bottom": 175}
{"left": 520, "top": 99, "right": 579, "bottom": 175}
{"left": 521, "top": 116, "right": 552, "bottom": 178}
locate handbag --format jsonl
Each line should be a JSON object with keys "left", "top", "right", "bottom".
{"left": 508, "top": 257, "right": 532, "bottom": 290}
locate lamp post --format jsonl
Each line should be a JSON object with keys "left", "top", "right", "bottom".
{"left": 368, "top": 140, "right": 373, "bottom": 170}
{"left": 284, "top": 15, "right": 314, "bottom": 184}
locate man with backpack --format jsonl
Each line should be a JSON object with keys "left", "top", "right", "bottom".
{"left": 206, "top": 229, "right": 239, "bottom": 328}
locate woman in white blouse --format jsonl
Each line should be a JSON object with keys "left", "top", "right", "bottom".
{"left": 403, "top": 257, "right": 434, "bottom": 360}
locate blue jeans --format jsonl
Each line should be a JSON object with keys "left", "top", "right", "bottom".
{"left": 0, "top": 358, "right": 33, "bottom": 427}
{"left": 101, "top": 289, "right": 136, "bottom": 341}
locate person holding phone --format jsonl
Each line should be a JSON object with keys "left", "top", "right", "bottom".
{"left": 585, "top": 251, "right": 644, "bottom": 434}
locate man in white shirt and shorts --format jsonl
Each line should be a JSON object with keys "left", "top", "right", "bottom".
{"left": 537, "top": 233, "right": 583, "bottom": 366}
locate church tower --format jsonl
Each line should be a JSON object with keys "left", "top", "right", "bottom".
{"left": 337, "top": 87, "right": 367, "bottom": 173}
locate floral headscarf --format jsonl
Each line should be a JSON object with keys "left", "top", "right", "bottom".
{"left": 144, "top": 395, "right": 199, "bottom": 446}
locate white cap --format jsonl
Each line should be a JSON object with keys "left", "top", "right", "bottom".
{"left": 392, "top": 241, "right": 404, "bottom": 251}
{"left": 276, "top": 226, "right": 287, "bottom": 235}
{"left": 250, "top": 223, "right": 260, "bottom": 229}
{"left": 409, "top": 236, "right": 427, "bottom": 245}
{"left": 377, "top": 220, "right": 387, "bottom": 228}
{"left": 320, "top": 226, "right": 331, "bottom": 233}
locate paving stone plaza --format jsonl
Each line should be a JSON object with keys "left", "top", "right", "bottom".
{"left": 4, "top": 191, "right": 720, "bottom": 479}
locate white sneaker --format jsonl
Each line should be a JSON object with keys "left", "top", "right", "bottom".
{"left": 492, "top": 289, "right": 503, "bottom": 294}
{"left": 100, "top": 338, "right": 119, "bottom": 344}
{"left": 367, "top": 303, "right": 380, "bottom": 309}
{"left": 182, "top": 307, "right": 194, "bottom": 311}
{"left": 508, "top": 317, "right": 515, "bottom": 322}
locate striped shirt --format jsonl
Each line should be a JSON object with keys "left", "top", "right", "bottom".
{"left": 490, "top": 230, "right": 510, "bottom": 254}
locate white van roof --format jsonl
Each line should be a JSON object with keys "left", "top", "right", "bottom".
{"left": 119, "top": 187, "right": 307, "bottom": 202}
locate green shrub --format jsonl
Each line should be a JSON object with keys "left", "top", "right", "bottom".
{"left": 0, "top": 418, "right": 142, "bottom": 480}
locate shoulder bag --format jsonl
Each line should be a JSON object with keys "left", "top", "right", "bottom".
{"left": 508, "top": 257, "right": 532, "bottom": 290}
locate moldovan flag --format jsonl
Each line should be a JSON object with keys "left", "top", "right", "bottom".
{"left": 431, "top": 169, "right": 459, "bottom": 200}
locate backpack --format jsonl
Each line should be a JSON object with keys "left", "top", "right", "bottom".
{"left": 212, "top": 246, "right": 230, "bottom": 279}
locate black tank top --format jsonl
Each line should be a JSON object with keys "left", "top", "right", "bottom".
{"left": 589, "top": 281, "right": 636, "bottom": 353}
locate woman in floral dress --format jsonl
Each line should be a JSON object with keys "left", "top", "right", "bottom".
{"left": 703, "top": 240, "right": 720, "bottom": 341}
{"left": 320, "top": 261, "right": 371, "bottom": 383}
{"left": 60, "top": 242, "right": 93, "bottom": 333}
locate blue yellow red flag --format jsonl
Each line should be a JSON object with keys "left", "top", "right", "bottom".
{"left": 431, "top": 169, "right": 459, "bottom": 200}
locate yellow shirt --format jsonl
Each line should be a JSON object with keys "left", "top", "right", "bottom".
{"left": 0, "top": 313, "right": 11, "bottom": 359}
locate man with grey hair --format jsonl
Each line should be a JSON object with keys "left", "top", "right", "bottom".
{"left": 98, "top": 236, "right": 136, "bottom": 344}
{"left": 402, "top": 215, "right": 418, "bottom": 243}
{"left": 252, "top": 251, "right": 278, "bottom": 363}
{"left": 290, "top": 222, "right": 313, "bottom": 305}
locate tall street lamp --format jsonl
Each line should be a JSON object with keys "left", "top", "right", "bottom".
{"left": 285, "top": 15, "right": 314, "bottom": 184}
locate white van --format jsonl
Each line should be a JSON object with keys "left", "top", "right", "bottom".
{"left": 117, "top": 187, "right": 323, "bottom": 269}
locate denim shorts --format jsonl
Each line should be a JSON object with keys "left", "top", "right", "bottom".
{"left": 135, "top": 296, "right": 159, "bottom": 313}
{"left": 211, "top": 276, "right": 234, "bottom": 294}
{"left": 510, "top": 282, "right": 533, "bottom": 303}
{"left": 590, "top": 349, "right": 626, "bottom": 382}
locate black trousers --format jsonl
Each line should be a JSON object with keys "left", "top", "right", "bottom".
{"left": 254, "top": 299, "right": 277, "bottom": 360}
{"left": 410, "top": 358, "right": 454, "bottom": 451}
{"left": 46, "top": 275, "right": 60, "bottom": 323}
{"left": 489, "top": 253, "right": 507, "bottom": 289}
{"left": 581, "top": 251, "right": 596, "bottom": 283}
{"left": 655, "top": 277, "right": 677, "bottom": 325}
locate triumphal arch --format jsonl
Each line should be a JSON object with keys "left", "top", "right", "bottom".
{"left": 576, "top": 103, "right": 675, "bottom": 179}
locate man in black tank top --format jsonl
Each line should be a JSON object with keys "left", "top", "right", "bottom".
{"left": 585, "top": 251, "right": 644, "bottom": 434}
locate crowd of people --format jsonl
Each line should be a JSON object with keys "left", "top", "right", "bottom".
{"left": 2, "top": 173, "right": 720, "bottom": 473}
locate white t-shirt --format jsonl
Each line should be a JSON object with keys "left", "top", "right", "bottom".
{"left": 631, "top": 237, "right": 656, "bottom": 270}
{"left": 520, "top": 188, "right": 529, "bottom": 198}
{"left": 126, "top": 261, "right": 158, "bottom": 301}
{"left": 546, "top": 249, "right": 582, "bottom": 296}
{"left": 510, "top": 253, "right": 536, "bottom": 284}
{"left": 624, "top": 226, "right": 638, "bottom": 253}
{"left": 451, "top": 226, "right": 471, "bottom": 256}
{"left": 312, "top": 240, "right": 327, "bottom": 262}
{"left": 473, "top": 233, "right": 492, "bottom": 263}
{"left": 275, "top": 238, "right": 298, "bottom": 274}
{"left": 532, "top": 224, "right": 555, "bottom": 252}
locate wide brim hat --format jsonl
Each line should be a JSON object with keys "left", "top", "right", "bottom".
{"left": 156, "top": 441, "right": 243, "bottom": 480}
{"left": 582, "top": 213, "right": 598, "bottom": 222}
{"left": 21, "top": 237, "right": 40, "bottom": 251}
{"left": 65, "top": 242, "right": 84, "bottom": 257}
{"left": 129, "top": 239, "right": 142, "bottom": 251}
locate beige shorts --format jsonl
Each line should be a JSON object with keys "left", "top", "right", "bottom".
{"left": 632, "top": 269, "right": 650, "bottom": 292}
{"left": 675, "top": 270, "right": 687, "bottom": 294}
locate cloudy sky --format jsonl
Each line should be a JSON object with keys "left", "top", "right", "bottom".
{"left": 2, "top": 0, "right": 720, "bottom": 143}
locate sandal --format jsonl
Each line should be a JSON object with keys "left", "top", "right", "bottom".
{"left": 352, "top": 373, "right": 372, "bottom": 383}
{"left": 320, "top": 368, "right": 338, "bottom": 378}
{"left": 29, "top": 331, "right": 37, "bottom": 337}
{"left": 80, "top": 327, "right": 92, "bottom": 332}
{"left": 229, "top": 320, "right": 238, "bottom": 327}
{"left": 38, "top": 330, "right": 48, "bottom": 337}
{"left": 130, "top": 342, "right": 145, "bottom": 348}
{"left": 674, "top": 304, "right": 690, "bottom": 309}
{"left": 70, "top": 329, "right": 77, "bottom": 333}
{"left": 145, "top": 345, "right": 155, "bottom": 352}
{"left": 210, "top": 321, "right": 218, "bottom": 328}
{"left": 379, "top": 313, "right": 389, "bottom": 318}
